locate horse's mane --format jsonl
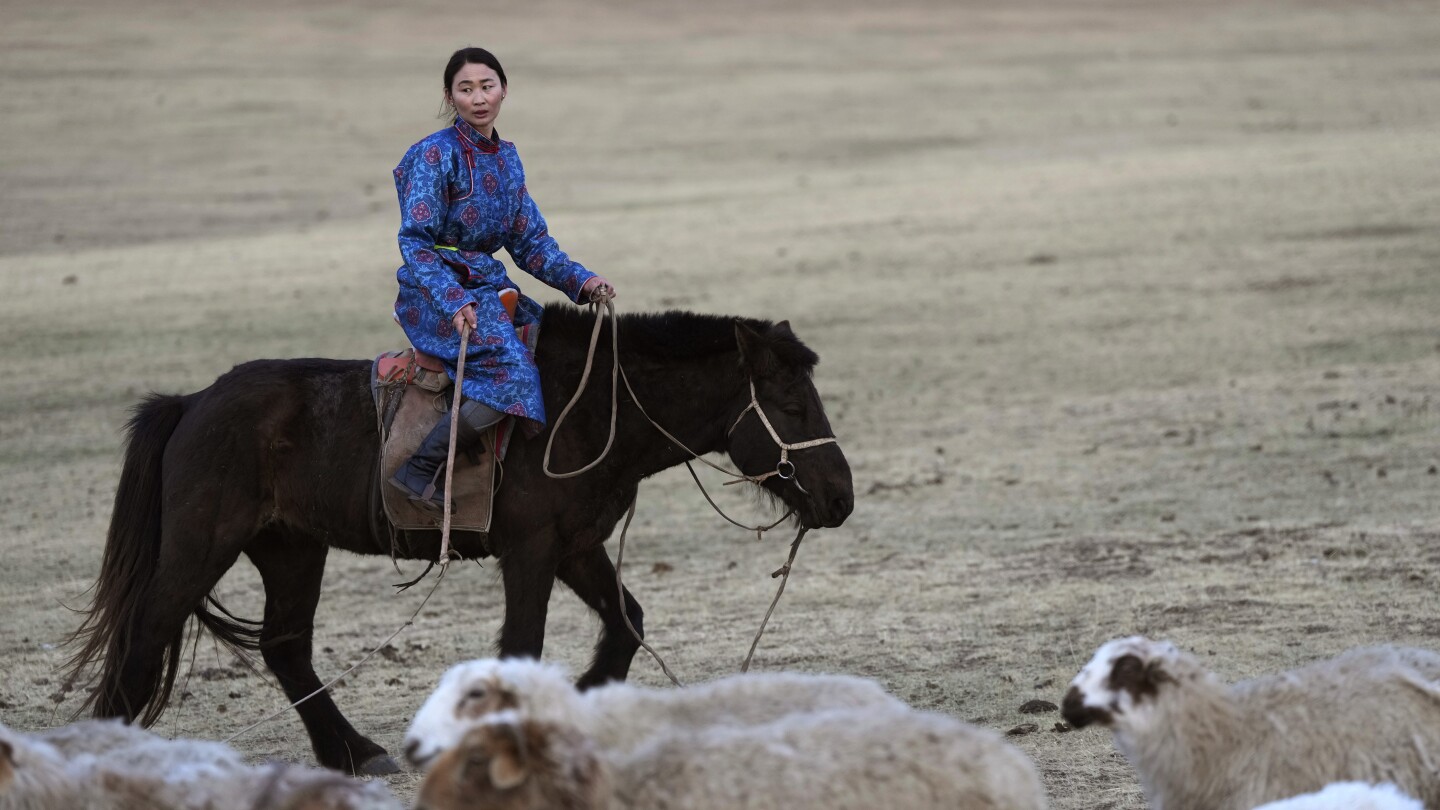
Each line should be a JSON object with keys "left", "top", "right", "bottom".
{"left": 540, "top": 304, "right": 819, "bottom": 369}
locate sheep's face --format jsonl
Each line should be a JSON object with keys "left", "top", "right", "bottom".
{"left": 1062, "top": 636, "right": 1179, "bottom": 732}
{"left": 405, "top": 658, "right": 576, "bottom": 771}
{"left": 413, "top": 713, "right": 607, "bottom": 810}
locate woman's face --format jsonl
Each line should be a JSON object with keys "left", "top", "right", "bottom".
{"left": 447, "top": 63, "right": 505, "bottom": 137}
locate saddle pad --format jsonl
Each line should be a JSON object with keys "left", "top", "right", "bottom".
{"left": 370, "top": 320, "right": 540, "bottom": 534}
{"left": 377, "top": 380, "right": 498, "bottom": 533}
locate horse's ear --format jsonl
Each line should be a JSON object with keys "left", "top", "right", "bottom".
{"left": 772, "top": 320, "right": 795, "bottom": 339}
{"left": 734, "top": 320, "right": 776, "bottom": 378}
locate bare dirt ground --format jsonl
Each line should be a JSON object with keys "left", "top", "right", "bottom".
{"left": 3, "top": 1, "right": 1439, "bottom": 806}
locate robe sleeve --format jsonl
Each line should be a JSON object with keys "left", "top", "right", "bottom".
{"left": 394, "top": 141, "right": 470, "bottom": 322}
{"left": 503, "top": 153, "right": 597, "bottom": 304}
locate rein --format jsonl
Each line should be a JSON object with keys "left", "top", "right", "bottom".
{"left": 543, "top": 298, "right": 838, "bottom": 682}
{"left": 437, "top": 324, "right": 472, "bottom": 564}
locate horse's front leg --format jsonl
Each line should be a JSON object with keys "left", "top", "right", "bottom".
{"left": 496, "top": 529, "right": 562, "bottom": 658}
{"left": 556, "top": 543, "right": 644, "bottom": 689}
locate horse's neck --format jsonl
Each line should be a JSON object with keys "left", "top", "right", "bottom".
{"left": 611, "top": 353, "right": 745, "bottom": 480}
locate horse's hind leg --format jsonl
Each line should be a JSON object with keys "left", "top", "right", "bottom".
{"left": 94, "top": 512, "right": 250, "bottom": 725}
{"left": 244, "top": 528, "right": 398, "bottom": 776}
{"left": 556, "top": 544, "right": 644, "bottom": 690}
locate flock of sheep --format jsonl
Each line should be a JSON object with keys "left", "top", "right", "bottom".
{"left": 3, "top": 635, "right": 1439, "bottom": 809}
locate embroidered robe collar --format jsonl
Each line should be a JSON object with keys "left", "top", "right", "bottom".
{"left": 453, "top": 117, "right": 501, "bottom": 153}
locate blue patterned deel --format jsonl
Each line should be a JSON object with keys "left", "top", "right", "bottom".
{"left": 392, "top": 116, "right": 597, "bottom": 433}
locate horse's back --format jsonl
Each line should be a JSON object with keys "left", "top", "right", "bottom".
{"left": 162, "top": 358, "right": 385, "bottom": 552}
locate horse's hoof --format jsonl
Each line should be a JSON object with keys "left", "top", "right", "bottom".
{"left": 357, "top": 754, "right": 402, "bottom": 776}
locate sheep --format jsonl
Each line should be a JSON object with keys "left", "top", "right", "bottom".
{"left": 1251, "top": 782, "right": 1424, "bottom": 810}
{"left": 414, "top": 705, "right": 1050, "bottom": 810}
{"left": 0, "top": 719, "right": 400, "bottom": 810}
{"left": 414, "top": 711, "right": 610, "bottom": 810}
{"left": 403, "top": 657, "right": 905, "bottom": 768}
{"left": 1061, "top": 636, "right": 1440, "bottom": 810}
{"left": 0, "top": 724, "right": 72, "bottom": 810}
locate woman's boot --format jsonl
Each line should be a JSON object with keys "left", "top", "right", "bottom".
{"left": 388, "top": 400, "right": 504, "bottom": 514}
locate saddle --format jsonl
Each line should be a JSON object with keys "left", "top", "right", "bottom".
{"left": 371, "top": 289, "right": 535, "bottom": 534}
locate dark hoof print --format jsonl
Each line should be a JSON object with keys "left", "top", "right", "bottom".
{"left": 358, "top": 754, "right": 402, "bottom": 776}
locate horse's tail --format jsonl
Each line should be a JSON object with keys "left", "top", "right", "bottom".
{"left": 64, "top": 393, "right": 262, "bottom": 726}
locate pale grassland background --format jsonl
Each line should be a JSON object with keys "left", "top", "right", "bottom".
{"left": 2, "top": 1, "right": 1438, "bottom": 807}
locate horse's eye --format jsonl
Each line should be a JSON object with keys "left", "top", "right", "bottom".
{"left": 781, "top": 404, "right": 803, "bottom": 417}
{"left": 466, "top": 687, "right": 487, "bottom": 701}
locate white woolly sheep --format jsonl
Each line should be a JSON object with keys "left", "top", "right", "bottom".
{"left": 1251, "top": 781, "right": 1423, "bottom": 810}
{"left": 415, "top": 704, "right": 1049, "bottom": 810}
{"left": 1, "top": 719, "right": 400, "bottom": 810}
{"left": 0, "top": 724, "right": 72, "bottom": 810}
{"left": 403, "top": 657, "right": 905, "bottom": 768}
{"left": 1062, "top": 636, "right": 1440, "bottom": 810}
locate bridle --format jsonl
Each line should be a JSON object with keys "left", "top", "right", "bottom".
{"left": 725, "top": 379, "right": 838, "bottom": 488}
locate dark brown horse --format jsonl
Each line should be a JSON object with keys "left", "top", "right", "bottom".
{"left": 66, "top": 305, "right": 853, "bottom": 775}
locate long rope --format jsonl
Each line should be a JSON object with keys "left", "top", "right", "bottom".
{"left": 542, "top": 297, "right": 619, "bottom": 478}
{"left": 686, "top": 461, "right": 793, "bottom": 537}
{"left": 741, "top": 528, "right": 807, "bottom": 672}
{"left": 612, "top": 495, "right": 685, "bottom": 686}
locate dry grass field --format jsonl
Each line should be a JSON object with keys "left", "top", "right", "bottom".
{"left": 2, "top": 1, "right": 1438, "bottom": 807}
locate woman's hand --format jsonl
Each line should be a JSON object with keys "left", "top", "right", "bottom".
{"left": 452, "top": 303, "right": 477, "bottom": 335}
{"left": 582, "top": 276, "right": 616, "bottom": 302}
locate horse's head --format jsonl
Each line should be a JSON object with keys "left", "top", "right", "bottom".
{"left": 726, "top": 320, "right": 854, "bottom": 529}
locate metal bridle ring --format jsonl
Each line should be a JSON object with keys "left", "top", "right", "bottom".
{"left": 775, "top": 459, "right": 795, "bottom": 480}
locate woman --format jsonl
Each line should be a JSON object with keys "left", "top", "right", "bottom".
{"left": 389, "top": 46, "right": 614, "bottom": 512}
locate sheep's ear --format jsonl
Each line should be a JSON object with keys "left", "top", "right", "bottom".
{"left": 1108, "top": 654, "right": 1172, "bottom": 701}
{"left": 489, "top": 752, "right": 527, "bottom": 791}
{"left": 470, "top": 723, "right": 529, "bottom": 791}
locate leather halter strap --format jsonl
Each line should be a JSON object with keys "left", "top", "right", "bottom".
{"left": 727, "top": 379, "right": 838, "bottom": 484}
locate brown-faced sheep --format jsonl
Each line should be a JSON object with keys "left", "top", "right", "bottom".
{"left": 413, "top": 711, "right": 610, "bottom": 810}
{"left": 415, "top": 705, "right": 1049, "bottom": 810}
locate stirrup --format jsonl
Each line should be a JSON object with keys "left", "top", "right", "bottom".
{"left": 387, "top": 473, "right": 448, "bottom": 516}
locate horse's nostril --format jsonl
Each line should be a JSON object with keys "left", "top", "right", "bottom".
{"left": 403, "top": 739, "right": 421, "bottom": 765}
{"left": 832, "top": 494, "right": 854, "bottom": 519}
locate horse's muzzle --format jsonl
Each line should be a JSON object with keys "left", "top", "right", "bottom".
{"left": 797, "top": 487, "right": 853, "bottom": 529}
{"left": 821, "top": 492, "right": 854, "bottom": 528}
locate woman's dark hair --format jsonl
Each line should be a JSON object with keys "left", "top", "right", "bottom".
{"left": 445, "top": 47, "right": 506, "bottom": 92}
{"left": 440, "top": 47, "right": 507, "bottom": 118}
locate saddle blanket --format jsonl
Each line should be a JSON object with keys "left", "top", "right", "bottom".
{"left": 370, "top": 321, "right": 538, "bottom": 533}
